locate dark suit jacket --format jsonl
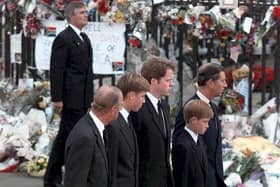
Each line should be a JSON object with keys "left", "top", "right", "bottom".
{"left": 106, "top": 114, "right": 139, "bottom": 187}
{"left": 64, "top": 114, "right": 109, "bottom": 187}
{"left": 173, "top": 94, "right": 226, "bottom": 187}
{"left": 130, "top": 96, "right": 174, "bottom": 187}
{"left": 50, "top": 26, "right": 93, "bottom": 109}
{"left": 172, "top": 130, "right": 208, "bottom": 187}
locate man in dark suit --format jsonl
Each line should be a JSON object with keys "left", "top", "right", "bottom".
{"left": 173, "top": 63, "right": 227, "bottom": 187}
{"left": 130, "top": 56, "right": 176, "bottom": 187}
{"left": 64, "top": 85, "right": 123, "bottom": 187}
{"left": 172, "top": 100, "right": 214, "bottom": 187}
{"left": 106, "top": 73, "right": 149, "bottom": 187}
{"left": 44, "top": 2, "right": 93, "bottom": 187}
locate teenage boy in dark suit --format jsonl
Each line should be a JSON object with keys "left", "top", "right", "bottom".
{"left": 173, "top": 63, "right": 228, "bottom": 187}
{"left": 106, "top": 73, "right": 149, "bottom": 187}
{"left": 172, "top": 99, "right": 213, "bottom": 187}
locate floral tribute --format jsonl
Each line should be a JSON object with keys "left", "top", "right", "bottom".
{"left": 25, "top": 154, "right": 48, "bottom": 177}
{"left": 271, "top": 6, "right": 280, "bottom": 22}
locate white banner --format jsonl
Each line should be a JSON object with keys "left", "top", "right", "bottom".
{"left": 35, "top": 21, "right": 125, "bottom": 74}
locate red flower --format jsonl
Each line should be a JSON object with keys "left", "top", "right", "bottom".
{"left": 217, "top": 29, "right": 232, "bottom": 38}
{"left": 189, "top": 16, "right": 196, "bottom": 23}
{"left": 178, "top": 17, "right": 184, "bottom": 24}
{"left": 98, "top": 0, "right": 109, "bottom": 15}
{"left": 234, "top": 33, "right": 245, "bottom": 40}
{"left": 128, "top": 39, "right": 141, "bottom": 47}
{"left": 238, "top": 97, "right": 245, "bottom": 110}
{"left": 42, "top": 0, "right": 52, "bottom": 4}
{"left": 171, "top": 19, "right": 179, "bottom": 25}
{"left": 272, "top": 6, "right": 280, "bottom": 21}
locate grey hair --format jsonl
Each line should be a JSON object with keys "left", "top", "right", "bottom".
{"left": 64, "top": 2, "right": 86, "bottom": 21}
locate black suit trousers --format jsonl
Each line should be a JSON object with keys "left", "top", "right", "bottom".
{"left": 44, "top": 108, "right": 87, "bottom": 185}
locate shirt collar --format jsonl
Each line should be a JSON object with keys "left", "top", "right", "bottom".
{"left": 196, "top": 90, "right": 210, "bottom": 105}
{"left": 70, "top": 24, "right": 82, "bottom": 35}
{"left": 146, "top": 92, "right": 160, "bottom": 113}
{"left": 89, "top": 111, "right": 105, "bottom": 139}
{"left": 69, "top": 24, "right": 84, "bottom": 40}
{"left": 184, "top": 126, "right": 198, "bottom": 144}
{"left": 120, "top": 108, "right": 129, "bottom": 123}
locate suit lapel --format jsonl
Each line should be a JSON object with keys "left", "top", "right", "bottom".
{"left": 85, "top": 114, "right": 109, "bottom": 174}
{"left": 67, "top": 26, "right": 87, "bottom": 49}
{"left": 67, "top": 27, "right": 81, "bottom": 44}
{"left": 184, "top": 131, "right": 206, "bottom": 174}
{"left": 118, "top": 115, "right": 135, "bottom": 152}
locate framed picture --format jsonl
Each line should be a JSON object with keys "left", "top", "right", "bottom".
{"left": 219, "top": 0, "right": 238, "bottom": 9}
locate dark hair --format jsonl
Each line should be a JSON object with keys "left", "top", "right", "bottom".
{"left": 141, "top": 56, "right": 176, "bottom": 84}
{"left": 117, "top": 73, "right": 149, "bottom": 98}
{"left": 64, "top": 1, "right": 85, "bottom": 21}
{"left": 183, "top": 100, "right": 213, "bottom": 122}
{"left": 197, "top": 63, "right": 224, "bottom": 86}
{"left": 92, "top": 85, "right": 122, "bottom": 112}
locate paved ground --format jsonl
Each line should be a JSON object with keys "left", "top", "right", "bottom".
{"left": 0, "top": 172, "right": 42, "bottom": 187}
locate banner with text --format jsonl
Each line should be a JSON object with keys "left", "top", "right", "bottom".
{"left": 35, "top": 21, "right": 125, "bottom": 74}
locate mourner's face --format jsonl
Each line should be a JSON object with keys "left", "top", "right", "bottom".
{"left": 70, "top": 6, "right": 88, "bottom": 29}
{"left": 210, "top": 71, "right": 227, "bottom": 97}
{"left": 130, "top": 91, "right": 146, "bottom": 112}
{"left": 154, "top": 68, "right": 174, "bottom": 97}
{"left": 192, "top": 117, "right": 210, "bottom": 135}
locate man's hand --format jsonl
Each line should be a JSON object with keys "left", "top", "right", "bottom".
{"left": 53, "top": 101, "right": 63, "bottom": 113}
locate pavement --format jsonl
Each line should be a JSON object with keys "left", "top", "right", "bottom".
{"left": 0, "top": 172, "right": 42, "bottom": 187}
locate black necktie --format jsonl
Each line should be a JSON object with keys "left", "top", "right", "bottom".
{"left": 127, "top": 115, "right": 133, "bottom": 129}
{"left": 197, "top": 136, "right": 201, "bottom": 146}
{"left": 209, "top": 102, "right": 218, "bottom": 129}
{"left": 80, "top": 32, "right": 87, "bottom": 42}
{"left": 157, "top": 100, "right": 167, "bottom": 136}
{"left": 127, "top": 116, "right": 134, "bottom": 137}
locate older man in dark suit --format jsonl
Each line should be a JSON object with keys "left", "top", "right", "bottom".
{"left": 130, "top": 56, "right": 176, "bottom": 187}
{"left": 173, "top": 63, "right": 228, "bottom": 187}
{"left": 44, "top": 2, "right": 93, "bottom": 187}
{"left": 106, "top": 73, "right": 149, "bottom": 187}
{"left": 64, "top": 85, "right": 123, "bottom": 187}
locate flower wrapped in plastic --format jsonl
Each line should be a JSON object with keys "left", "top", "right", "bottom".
{"left": 225, "top": 148, "right": 263, "bottom": 183}
{"left": 219, "top": 11, "right": 237, "bottom": 31}
{"left": 255, "top": 6, "right": 276, "bottom": 47}
{"left": 187, "top": 5, "right": 205, "bottom": 25}
{"left": 220, "top": 89, "right": 245, "bottom": 114}
{"left": 25, "top": 154, "right": 48, "bottom": 177}
{"left": 23, "top": 12, "right": 42, "bottom": 39}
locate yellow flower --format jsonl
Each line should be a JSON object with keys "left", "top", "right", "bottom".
{"left": 37, "top": 158, "right": 44, "bottom": 164}
{"left": 114, "top": 11, "right": 125, "bottom": 23}
{"left": 117, "top": 0, "right": 126, "bottom": 4}
{"left": 220, "top": 42, "right": 226, "bottom": 48}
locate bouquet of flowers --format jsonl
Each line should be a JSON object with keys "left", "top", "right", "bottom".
{"left": 25, "top": 154, "right": 48, "bottom": 177}
{"left": 220, "top": 89, "right": 245, "bottom": 114}
{"left": 225, "top": 149, "right": 263, "bottom": 183}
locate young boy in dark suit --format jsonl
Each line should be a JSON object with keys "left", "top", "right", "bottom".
{"left": 172, "top": 100, "right": 214, "bottom": 187}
